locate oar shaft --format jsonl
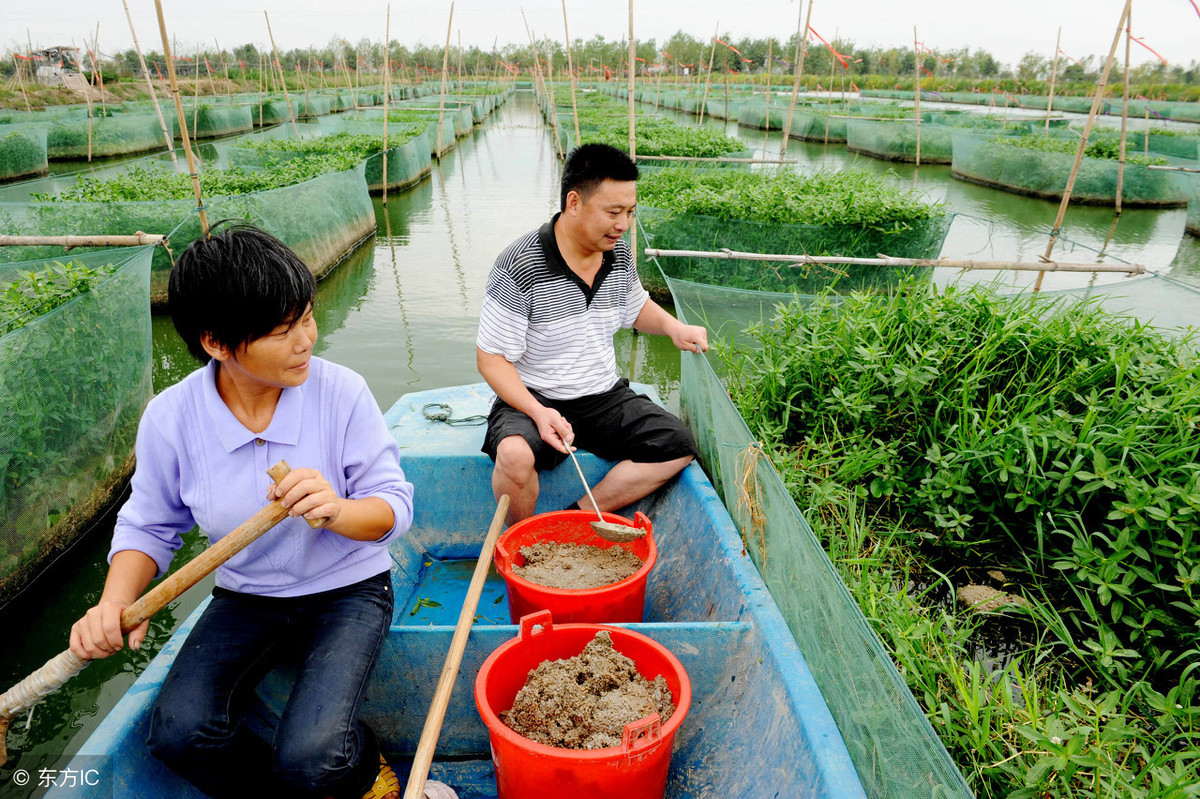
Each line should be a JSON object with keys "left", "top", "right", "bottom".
{"left": 402, "top": 495, "right": 510, "bottom": 799}
{"left": 0, "top": 460, "right": 299, "bottom": 766}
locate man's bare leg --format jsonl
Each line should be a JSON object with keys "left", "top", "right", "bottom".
{"left": 492, "top": 435, "right": 540, "bottom": 525}
{"left": 575, "top": 456, "right": 692, "bottom": 514}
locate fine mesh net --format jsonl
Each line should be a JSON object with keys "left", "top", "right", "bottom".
{"left": 0, "top": 125, "right": 48, "bottom": 181}
{"left": 46, "top": 113, "right": 165, "bottom": 159}
{"left": 646, "top": 209, "right": 1200, "bottom": 797}
{"left": 166, "top": 105, "right": 254, "bottom": 139}
{"left": 950, "top": 133, "right": 1191, "bottom": 206}
{"left": 0, "top": 165, "right": 375, "bottom": 305}
{"left": 0, "top": 246, "right": 152, "bottom": 605}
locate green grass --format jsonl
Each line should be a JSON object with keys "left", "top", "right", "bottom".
{"left": 0, "top": 260, "right": 116, "bottom": 336}
{"left": 637, "top": 167, "right": 945, "bottom": 226}
{"left": 33, "top": 155, "right": 361, "bottom": 202}
{"left": 1001, "top": 134, "right": 1169, "bottom": 167}
{"left": 718, "top": 282, "right": 1200, "bottom": 796}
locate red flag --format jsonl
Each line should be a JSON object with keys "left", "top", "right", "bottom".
{"left": 1130, "top": 35, "right": 1169, "bottom": 66}
{"left": 807, "top": 26, "right": 848, "bottom": 68}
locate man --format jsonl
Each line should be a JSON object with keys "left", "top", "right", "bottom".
{"left": 476, "top": 143, "right": 709, "bottom": 525}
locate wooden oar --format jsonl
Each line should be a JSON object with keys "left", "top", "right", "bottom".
{"left": 0, "top": 460, "right": 302, "bottom": 766}
{"left": 401, "top": 494, "right": 510, "bottom": 799}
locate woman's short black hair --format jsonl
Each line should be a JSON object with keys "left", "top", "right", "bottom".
{"left": 169, "top": 221, "right": 316, "bottom": 363}
{"left": 560, "top": 143, "right": 638, "bottom": 211}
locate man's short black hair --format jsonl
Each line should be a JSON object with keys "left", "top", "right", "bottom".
{"left": 560, "top": 143, "right": 639, "bottom": 211}
{"left": 169, "top": 221, "right": 316, "bottom": 364}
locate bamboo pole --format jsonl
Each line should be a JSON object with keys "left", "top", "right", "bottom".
{"left": 205, "top": 49, "right": 219, "bottom": 98}
{"left": 93, "top": 24, "right": 107, "bottom": 116}
{"left": 627, "top": 0, "right": 636, "bottom": 159}
{"left": 303, "top": 48, "right": 314, "bottom": 115}
{"left": 913, "top": 27, "right": 922, "bottom": 167}
{"left": 699, "top": 22, "right": 719, "bottom": 125}
{"left": 400, "top": 496, "right": 510, "bottom": 799}
{"left": 824, "top": 46, "right": 834, "bottom": 143}
{"left": 75, "top": 43, "right": 94, "bottom": 162}
{"left": 0, "top": 233, "right": 167, "bottom": 248}
{"left": 11, "top": 55, "right": 31, "bottom": 113}
{"left": 435, "top": 3, "right": 455, "bottom": 159}
{"left": 192, "top": 46, "right": 201, "bottom": 138}
{"left": 522, "top": 9, "right": 561, "bottom": 158}
{"left": 264, "top": 11, "right": 300, "bottom": 137}
{"left": 1044, "top": 27, "right": 1062, "bottom": 132}
{"left": 152, "top": 0, "right": 209, "bottom": 236}
{"left": 215, "top": 40, "right": 231, "bottom": 98}
{"left": 764, "top": 39, "right": 773, "bottom": 132}
{"left": 1116, "top": 4, "right": 1132, "bottom": 216}
{"left": 122, "top": 0, "right": 176, "bottom": 165}
{"left": 782, "top": 0, "right": 813, "bottom": 153}
{"left": 1034, "top": 0, "right": 1131, "bottom": 292}
{"left": 383, "top": 4, "right": 391, "bottom": 205}
{"left": 562, "top": 0, "right": 581, "bottom": 147}
{"left": 642, "top": 247, "right": 1146, "bottom": 275}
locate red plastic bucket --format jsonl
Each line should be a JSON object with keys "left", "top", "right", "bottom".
{"left": 474, "top": 611, "right": 691, "bottom": 799}
{"left": 494, "top": 510, "right": 656, "bottom": 624}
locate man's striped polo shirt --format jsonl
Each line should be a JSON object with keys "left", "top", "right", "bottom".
{"left": 476, "top": 214, "right": 649, "bottom": 400}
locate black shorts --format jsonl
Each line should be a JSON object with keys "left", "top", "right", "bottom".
{"left": 481, "top": 378, "right": 698, "bottom": 472}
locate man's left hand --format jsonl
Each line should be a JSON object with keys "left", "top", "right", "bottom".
{"left": 670, "top": 324, "right": 709, "bottom": 354}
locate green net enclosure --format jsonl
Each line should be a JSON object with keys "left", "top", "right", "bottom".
{"left": 0, "top": 125, "right": 49, "bottom": 182}
{"left": 46, "top": 114, "right": 165, "bottom": 159}
{"left": 951, "top": 133, "right": 1190, "bottom": 206}
{"left": 296, "top": 96, "right": 334, "bottom": 119}
{"left": 325, "top": 114, "right": 457, "bottom": 158}
{"left": 846, "top": 119, "right": 954, "bottom": 164}
{"left": 167, "top": 105, "right": 255, "bottom": 139}
{"left": 0, "top": 247, "right": 152, "bottom": 605}
{"left": 226, "top": 128, "right": 433, "bottom": 193}
{"left": 0, "top": 165, "right": 376, "bottom": 306}
{"left": 1185, "top": 171, "right": 1200, "bottom": 237}
{"left": 665, "top": 276, "right": 974, "bottom": 799}
{"left": 251, "top": 98, "right": 295, "bottom": 127}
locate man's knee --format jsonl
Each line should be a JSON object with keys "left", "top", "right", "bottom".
{"left": 494, "top": 435, "right": 536, "bottom": 479}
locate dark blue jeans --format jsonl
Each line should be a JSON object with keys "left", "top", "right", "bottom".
{"left": 147, "top": 572, "right": 393, "bottom": 799}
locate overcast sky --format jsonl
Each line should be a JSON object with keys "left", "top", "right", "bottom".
{"left": 5, "top": 1, "right": 1198, "bottom": 69}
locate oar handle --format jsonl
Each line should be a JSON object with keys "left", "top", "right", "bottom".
{"left": 0, "top": 460, "right": 299, "bottom": 766}
{"left": 402, "top": 494, "right": 510, "bottom": 799}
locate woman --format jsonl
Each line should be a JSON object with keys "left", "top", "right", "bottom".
{"left": 70, "top": 224, "right": 412, "bottom": 799}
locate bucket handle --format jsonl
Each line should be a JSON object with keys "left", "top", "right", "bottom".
{"left": 633, "top": 511, "right": 653, "bottom": 542}
{"left": 518, "top": 610, "right": 553, "bottom": 639}
{"left": 620, "top": 713, "right": 662, "bottom": 754}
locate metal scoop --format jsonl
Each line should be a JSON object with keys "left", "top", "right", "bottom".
{"left": 564, "top": 444, "right": 646, "bottom": 543}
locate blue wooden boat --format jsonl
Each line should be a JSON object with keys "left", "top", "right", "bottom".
{"left": 53, "top": 383, "right": 867, "bottom": 798}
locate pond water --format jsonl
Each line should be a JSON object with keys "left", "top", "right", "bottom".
{"left": 0, "top": 88, "right": 1196, "bottom": 789}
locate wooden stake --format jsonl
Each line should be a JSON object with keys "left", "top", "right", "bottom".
{"left": 1116, "top": 3, "right": 1132, "bottom": 216}
{"left": 264, "top": 11, "right": 300, "bottom": 137}
{"left": 1044, "top": 27, "right": 1062, "bottom": 133}
{"left": 699, "top": 22, "right": 719, "bottom": 124}
{"left": 75, "top": 43, "right": 95, "bottom": 162}
{"left": 1034, "top": 0, "right": 1131, "bottom": 291}
{"left": 192, "top": 46, "right": 201, "bottom": 137}
{"left": 913, "top": 27, "right": 922, "bottom": 167}
{"left": 436, "top": 3, "right": 455, "bottom": 159}
{"left": 383, "top": 4, "right": 391, "bottom": 205}
{"left": 12, "top": 54, "right": 32, "bottom": 113}
{"left": 782, "top": 0, "right": 813, "bottom": 153}
{"left": 215, "top": 40, "right": 231, "bottom": 98}
{"left": 562, "top": 0, "right": 581, "bottom": 147}
{"left": 628, "top": 0, "right": 637, "bottom": 266}
{"left": 764, "top": 39, "right": 773, "bottom": 132}
{"left": 121, "top": 0, "right": 176, "bottom": 165}
{"left": 93, "top": 24, "right": 107, "bottom": 116}
{"left": 152, "top": 0, "right": 209, "bottom": 236}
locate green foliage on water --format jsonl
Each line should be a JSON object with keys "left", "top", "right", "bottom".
{"left": 0, "top": 130, "right": 47, "bottom": 180}
{"left": 720, "top": 283, "right": 1200, "bottom": 795}
{"left": 0, "top": 260, "right": 116, "bottom": 336}
{"left": 637, "top": 167, "right": 945, "bottom": 226}
{"left": 237, "top": 128, "right": 426, "bottom": 160}
{"left": 1000, "top": 134, "right": 1169, "bottom": 166}
{"left": 33, "top": 156, "right": 360, "bottom": 202}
